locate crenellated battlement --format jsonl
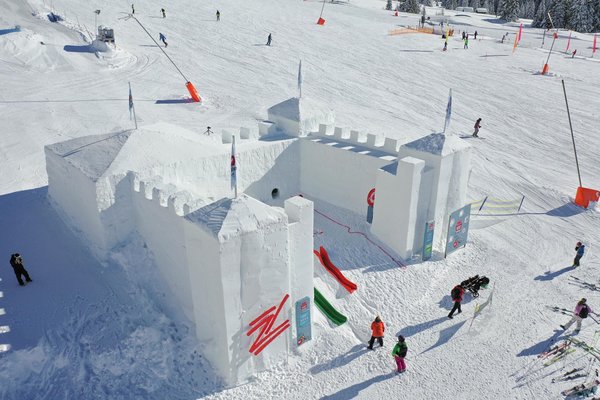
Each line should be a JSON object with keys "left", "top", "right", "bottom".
{"left": 312, "top": 123, "right": 398, "bottom": 154}
{"left": 128, "top": 172, "right": 206, "bottom": 217}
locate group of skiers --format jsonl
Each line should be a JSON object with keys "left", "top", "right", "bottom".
{"left": 367, "top": 316, "right": 408, "bottom": 373}
{"left": 153, "top": 10, "right": 271, "bottom": 49}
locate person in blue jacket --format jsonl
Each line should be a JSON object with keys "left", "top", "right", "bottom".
{"left": 574, "top": 242, "right": 585, "bottom": 267}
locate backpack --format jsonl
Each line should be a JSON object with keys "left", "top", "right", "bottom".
{"left": 579, "top": 305, "right": 589, "bottom": 319}
{"left": 451, "top": 286, "right": 461, "bottom": 300}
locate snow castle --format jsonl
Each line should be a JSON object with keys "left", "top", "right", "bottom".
{"left": 44, "top": 97, "right": 471, "bottom": 386}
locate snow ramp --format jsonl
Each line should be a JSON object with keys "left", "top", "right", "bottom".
{"left": 314, "top": 288, "right": 348, "bottom": 326}
{"left": 315, "top": 246, "right": 358, "bottom": 293}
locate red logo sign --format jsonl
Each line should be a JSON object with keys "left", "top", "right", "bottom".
{"left": 453, "top": 240, "right": 459, "bottom": 248}
{"left": 247, "top": 294, "right": 291, "bottom": 356}
{"left": 367, "top": 188, "right": 376, "bottom": 207}
{"left": 455, "top": 220, "right": 462, "bottom": 232}
{"left": 301, "top": 301, "right": 308, "bottom": 311}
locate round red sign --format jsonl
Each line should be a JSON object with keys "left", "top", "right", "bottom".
{"left": 367, "top": 188, "right": 376, "bottom": 207}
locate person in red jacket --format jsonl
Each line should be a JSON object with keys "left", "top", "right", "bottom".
{"left": 448, "top": 284, "right": 465, "bottom": 319}
{"left": 367, "top": 316, "right": 385, "bottom": 349}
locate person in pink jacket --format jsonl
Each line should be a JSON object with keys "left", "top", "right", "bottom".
{"left": 561, "top": 298, "right": 595, "bottom": 333}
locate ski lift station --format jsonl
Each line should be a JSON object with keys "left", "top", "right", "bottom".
{"left": 97, "top": 26, "right": 114, "bottom": 43}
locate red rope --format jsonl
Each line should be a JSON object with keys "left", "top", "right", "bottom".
{"left": 313, "top": 209, "right": 405, "bottom": 268}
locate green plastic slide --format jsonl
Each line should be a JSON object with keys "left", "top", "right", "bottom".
{"left": 314, "top": 288, "right": 348, "bottom": 326}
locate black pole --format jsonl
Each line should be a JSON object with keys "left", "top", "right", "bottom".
{"left": 319, "top": 0, "right": 326, "bottom": 20}
{"left": 129, "top": 14, "right": 189, "bottom": 83}
{"left": 561, "top": 79, "right": 583, "bottom": 187}
{"left": 545, "top": 35, "right": 556, "bottom": 66}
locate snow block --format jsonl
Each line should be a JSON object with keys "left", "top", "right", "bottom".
{"left": 383, "top": 137, "right": 398, "bottom": 153}
{"left": 221, "top": 130, "right": 234, "bottom": 144}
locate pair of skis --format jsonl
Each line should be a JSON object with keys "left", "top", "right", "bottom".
{"left": 552, "top": 367, "right": 586, "bottom": 382}
{"left": 539, "top": 339, "right": 571, "bottom": 359}
{"left": 569, "top": 276, "right": 600, "bottom": 291}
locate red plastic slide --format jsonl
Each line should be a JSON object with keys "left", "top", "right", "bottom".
{"left": 314, "top": 246, "right": 358, "bottom": 293}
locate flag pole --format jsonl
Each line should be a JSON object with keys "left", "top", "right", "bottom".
{"left": 129, "top": 81, "right": 138, "bottom": 130}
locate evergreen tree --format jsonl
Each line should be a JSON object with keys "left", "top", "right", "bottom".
{"left": 500, "top": 0, "right": 520, "bottom": 20}
{"left": 570, "top": 0, "right": 594, "bottom": 31}
{"left": 400, "top": 0, "right": 421, "bottom": 13}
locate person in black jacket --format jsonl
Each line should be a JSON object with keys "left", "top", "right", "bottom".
{"left": 10, "top": 253, "right": 32, "bottom": 286}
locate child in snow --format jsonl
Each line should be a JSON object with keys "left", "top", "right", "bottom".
{"left": 266, "top": 33, "right": 272, "bottom": 46}
{"left": 367, "top": 316, "right": 385, "bottom": 349}
{"left": 216, "top": 10, "right": 220, "bottom": 21}
{"left": 161, "top": 8, "right": 166, "bottom": 18}
{"left": 159, "top": 33, "right": 167, "bottom": 47}
{"left": 473, "top": 118, "right": 482, "bottom": 137}
{"left": 464, "top": 37, "right": 469, "bottom": 49}
{"left": 392, "top": 335, "right": 408, "bottom": 373}
{"left": 573, "top": 242, "right": 585, "bottom": 267}
{"left": 561, "top": 298, "right": 595, "bottom": 333}
{"left": 10, "top": 253, "right": 32, "bottom": 286}
{"left": 448, "top": 284, "right": 464, "bottom": 319}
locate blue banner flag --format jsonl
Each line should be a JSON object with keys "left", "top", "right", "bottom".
{"left": 443, "top": 89, "right": 452, "bottom": 133}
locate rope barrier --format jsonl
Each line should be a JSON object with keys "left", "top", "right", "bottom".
{"left": 313, "top": 209, "right": 405, "bottom": 269}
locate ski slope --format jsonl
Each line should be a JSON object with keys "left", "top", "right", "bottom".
{"left": 1, "top": 0, "right": 599, "bottom": 398}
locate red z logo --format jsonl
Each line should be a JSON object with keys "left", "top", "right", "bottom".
{"left": 247, "top": 294, "right": 291, "bottom": 356}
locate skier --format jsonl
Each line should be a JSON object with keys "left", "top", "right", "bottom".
{"left": 216, "top": 10, "right": 220, "bottom": 21}
{"left": 473, "top": 118, "right": 482, "bottom": 137}
{"left": 560, "top": 298, "right": 595, "bottom": 333}
{"left": 367, "top": 316, "right": 385, "bottom": 349}
{"left": 159, "top": 32, "right": 167, "bottom": 47}
{"left": 392, "top": 335, "right": 408, "bottom": 373}
{"left": 462, "top": 31, "right": 466, "bottom": 40}
{"left": 573, "top": 241, "right": 585, "bottom": 267}
{"left": 266, "top": 33, "right": 272, "bottom": 46}
{"left": 474, "top": 30, "right": 478, "bottom": 40}
{"left": 131, "top": 4, "right": 135, "bottom": 14}
{"left": 501, "top": 34, "right": 506, "bottom": 43}
{"left": 9, "top": 253, "right": 32, "bottom": 286}
{"left": 464, "top": 36, "right": 469, "bottom": 49}
{"left": 161, "top": 8, "right": 166, "bottom": 18}
{"left": 204, "top": 126, "right": 213, "bottom": 135}
{"left": 572, "top": 49, "right": 577, "bottom": 58}
{"left": 448, "top": 284, "right": 464, "bottom": 319}
{"left": 443, "top": 41, "right": 448, "bottom": 51}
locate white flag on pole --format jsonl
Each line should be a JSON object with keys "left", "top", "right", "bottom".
{"left": 298, "top": 60, "right": 302, "bottom": 98}
{"left": 443, "top": 89, "right": 452, "bottom": 133}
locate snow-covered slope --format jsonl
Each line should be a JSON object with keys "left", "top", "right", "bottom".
{"left": 1, "top": 0, "right": 599, "bottom": 398}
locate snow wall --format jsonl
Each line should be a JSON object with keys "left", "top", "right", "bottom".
{"left": 129, "top": 175, "right": 314, "bottom": 386}
{"left": 45, "top": 101, "right": 471, "bottom": 386}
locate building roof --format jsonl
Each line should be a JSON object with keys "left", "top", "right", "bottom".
{"left": 186, "top": 194, "right": 287, "bottom": 240}
{"left": 45, "top": 131, "right": 133, "bottom": 181}
{"left": 402, "top": 133, "right": 470, "bottom": 156}
{"left": 45, "top": 122, "right": 221, "bottom": 182}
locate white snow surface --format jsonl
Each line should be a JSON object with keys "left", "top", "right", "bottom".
{"left": 1, "top": 0, "right": 600, "bottom": 399}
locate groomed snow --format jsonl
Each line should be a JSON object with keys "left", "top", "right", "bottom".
{"left": 1, "top": 0, "right": 599, "bottom": 399}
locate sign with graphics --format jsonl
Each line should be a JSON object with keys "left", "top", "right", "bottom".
{"left": 422, "top": 220, "right": 435, "bottom": 261}
{"left": 295, "top": 296, "right": 311, "bottom": 346}
{"left": 445, "top": 204, "right": 471, "bottom": 258}
{"left": 247, "top": 294, "right": 291, "bottom": 356}
{"left": 367, "top": 188, "right": 375, "bottom": 223}
{"left": 367, "top": 188, "right": 376, "bottom": 206}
